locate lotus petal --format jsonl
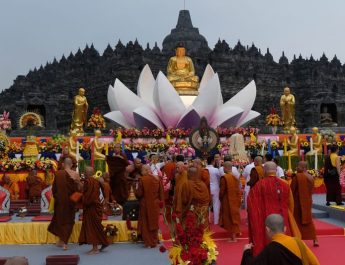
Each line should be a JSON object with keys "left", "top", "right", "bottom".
{"left": 223, "top": 80, "right": 257, "bottom": 126}
{"left": 199, "top": 64, "right": 215, "bottom": 91}
{"left": 137, "top": 64, "right": 156, "bottom": 110}
{"left": 237, "top": 110, "right": 260, "bottom": 127}
{"left": 192, "top": 73, "right": 221, "bottom": 122}
{"left": 154, "top": 72, "right": 186, "bottom": 128}
{"left": 211, "top": 106, "right": 244, "bottom": 127}
{"left": 133, "top": 106, "right": 164, "bottom": 129}
{"left": 113, "top": 79, "right": 151, "bottom": 126}
{"left": 104, "top": 111, "right": 132, "bottom": 128}
{"left": 176, "top": 106, "right": 201, "bottom": 129}
{"left": 107, "top": 85, "right": 118, "bottom": 111}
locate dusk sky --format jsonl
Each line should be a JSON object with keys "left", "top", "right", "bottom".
{"left": 1, "top": 0, "right": 344, "bottom": 90}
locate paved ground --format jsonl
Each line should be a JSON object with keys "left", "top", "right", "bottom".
{"left": 0, "top": 243, "right": 169, "bottom": 265}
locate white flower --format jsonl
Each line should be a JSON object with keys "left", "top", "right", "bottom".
{"left": 105, "top": 64, "right": 260, "bottom": 129}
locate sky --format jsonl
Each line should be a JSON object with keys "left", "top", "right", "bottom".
{"left": 1, "top": 0, "right": 344, "bottom": 91}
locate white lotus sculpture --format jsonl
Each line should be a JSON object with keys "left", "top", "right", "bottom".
{"left": 105, "top": 64, "right": 260, "bottom": 129}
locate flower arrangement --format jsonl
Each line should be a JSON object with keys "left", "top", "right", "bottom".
{"left": 0, "top": 158, "right": 57, "bottom": 172}
{"left": 111, "top": 127, "right": 258, "bottom": 139}
{"left": 163, "top": 210, "right": 218, "bottom": 265}
{"left": 270, "top": 140, "right": 279, "bottom": 150}
{"left": 88, "top": 108, "right": 106, "bottom": 129}
{"left": 0, "top": 111, "right": 12, "bottom": 130}
{"left": 126, "top": 219, "right": 138, "bottom": 242}
{"left": 307, "top": 169, "right": 321, "bottom": 178}
{"left": 320, "top": 129, "right": 336, "bottom": 144}
{"left": 103, "top": 224, "right": 119, "bottom": 237}
{"left": 265, "top": 107, "right": 281, "bottom": 126}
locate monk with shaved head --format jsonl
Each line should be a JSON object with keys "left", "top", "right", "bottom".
{"left": 247, "top": 156, "right": 264, "bottom": 188}
{"left": 173, "top": 161, "right": 191, "bottom": 218}
{"left": 291, "top": 161, "right": 319, "bottom": 246}
{"left": 48, "top": 157, "right": 80, "bottom": 250}
{"left": 219, "top": 161, "right": 241, "bottom": 242}
{"left": 135, "top": 164, "right": 164, "bottom": 248}
{"left": 241, "top": 214, "right": 320, "bottom": 265}
{"left": 247, "top": 161, "right": 301, "bottom": 256}
{"left": 79, "top": 166, "right": 109, "bottom": 254}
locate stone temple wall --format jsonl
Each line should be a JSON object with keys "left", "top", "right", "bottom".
{"left": 1, "top": 10, "right": 345, "bottom": 134}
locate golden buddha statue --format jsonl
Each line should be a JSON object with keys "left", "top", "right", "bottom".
{"left": 286, "top": 126, "right": 299, "bottom": 156}
{"left": 94, "top": 129, "right": 105, "bottom": 160}
{"left": 70, "top": 88, "right": 88, "bottom": 136}
{"left": 167, "top": 44, "right": 199, "bottom": 95}
{"left": 306, "top": 127, "right": 322, "bottom": 156}
{"left": 68, "top": 131, "right": 83, "bottom": 161}
{"left": 280, "top": 87, "right": 296, "bottom": 133}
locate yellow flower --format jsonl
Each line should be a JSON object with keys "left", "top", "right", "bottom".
{"left": 337, "top": 141, "right": 342, "bottom": 147}
{"left": 94, "top": 170, "right": 103, "bottom": 179}
{"left": 26, "top": 160, "right": 32, "bottom": 165}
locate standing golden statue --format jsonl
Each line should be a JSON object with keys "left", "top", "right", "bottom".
{"left": 70, "top": 88, "right": 88, "bottom": 136}
{"left": 68, "top": 131, "right": 83, "bottom": 161}
{"left": 280, "top": 87, "right": 296, "bottom": 133}
{"left": 306, "top": 127, "right": 322, "bottom": 155}
{"left": 286, "top": 126, "right": 299, "bottom": 156}
{"left": 94, "top": 129, "right": 105, "bottom": 160}
{"left": 167, "top": 44, "right": 199, "bottom": 95}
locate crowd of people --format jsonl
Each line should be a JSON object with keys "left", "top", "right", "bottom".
{"left": 4, "top": 143, "right": 345, "bottom": 264}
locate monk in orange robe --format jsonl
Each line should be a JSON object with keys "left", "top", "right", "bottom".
{"left": 173, "top": 162, "right": 192, "bottom": 219}
{"left": 247, "top": 161, "right": 301, "bottom": 256}
{"left": 193, "top": 158, "right": 210, "bottom": 195}
{"left": 48, "top": 158, "right": 80, "bottom": 250}
{"left": 79, "top": 167, "right": 109, "bottom": 254}
{"left": 219, "top": 161, "right": 241, "bottom": 242}
{"left": 135, "top": 165, "right": 164, "bottom": 248}
{"left": 2, "top": 175, "right": 19, "bottom": 200}
{"left": 188, "top": 166, "right": 210, "bottom": 229}
{"left": 291, "top": 161, "right": 319, "bottom": 246}
{"left": 247, "top": 156, "right": 265, "bottom": 188}
{"left": 26, "top": 170, "right": 43, "bottom": 202}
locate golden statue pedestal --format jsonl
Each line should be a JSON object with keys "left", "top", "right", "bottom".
{"left": 172, "top": 81, "right": 199, "bottom": 96}
{"left": 23, "top": 136, "right": 39, "bottom": 161}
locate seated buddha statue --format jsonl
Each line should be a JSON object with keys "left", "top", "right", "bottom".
{"left": 94, "top": 129, "right": 105, "bottom": 160}
{"left": 306, "top": 127, "right": 322, "bottom": 156}
{"left": 167, "top": 44, "right": 199, "bottom": 95}
{"left": 286, "top": 126, "right": 299, "bottom": 156}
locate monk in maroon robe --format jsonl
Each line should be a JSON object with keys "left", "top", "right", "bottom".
{"left": 48, "top": 158, "right": 80, "bottom": 250}
{"left": 247, "top": 161, "right": 300, "bottom": 256}
{"left": 79, "top": 166, "right": 108, "bottom": 254}
{"left": 58, "top": 146, "right": 77, "bottom": 170}
{"left": 26, "top": 169, "right": 43, "bottom": 203}
{"left": 107, "top": 144, "right": 130, "bottom": 204}
{"left": 135, "top": 165, "right": 164, "bottom": 248}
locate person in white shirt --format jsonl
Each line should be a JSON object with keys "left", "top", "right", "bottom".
{"left": 149, "top": 154, "right": 165, "bottom": 177}
{"left": 206, "top": 156, "right": 221, "bottom": 225}
{"left": 274, "top": 157, "right": 285, "bottom": 178}
{"left": 219, "top": 155, "right": 240, "bottom": 179}
{"left": 265, "top": 154, "right": 285, "bottom": 178}
{"left": 243, "top": 154, "right": 256, "bottom": 209}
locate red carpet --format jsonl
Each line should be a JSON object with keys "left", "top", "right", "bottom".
{"left": 0, "top": 216, "right": 11, "bottom": 222}
{"left": 215, "top": 236, "right": 345, "bottom": 265}
{"left": 159, "top": 210, "right": 344, "bottom": 241}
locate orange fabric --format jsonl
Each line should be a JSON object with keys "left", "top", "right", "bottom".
{"left": 162, "top": 162, "right": 176, "bottom": 181}
{"left": 136, "top": 174, "right": 164, "bottom": 247}
{"left": 248, "top": 165, "right": 264, "bottom": 187}
{"left": 200, "top": 168, "right": 211, "bottom": 194}
{"left": 173, "top": 171, "right": 191, "bottom": 215}
{"left": 273, "top": 233, "right": 320, "bottom": 265}
{"left": 189, "top": 179, "right": 210, "bottom": 228}
{"left": 255, "top": 166, "right": 265, "bottom": 179}
{"left": 3, "top": 182, "right": 19, "bottom": 200}
{"left": 291, "top": 172, "right": 316, "bottom": 240}
{"left": 219, "top": 173, "right": 241, "bottom": 234}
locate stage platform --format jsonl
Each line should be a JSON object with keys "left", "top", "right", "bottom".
{"left": 312, "top": 194, "right": 345, "bottom": 224}
{"left": 0, "top": 214, "right": 137, "bottom": 245}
